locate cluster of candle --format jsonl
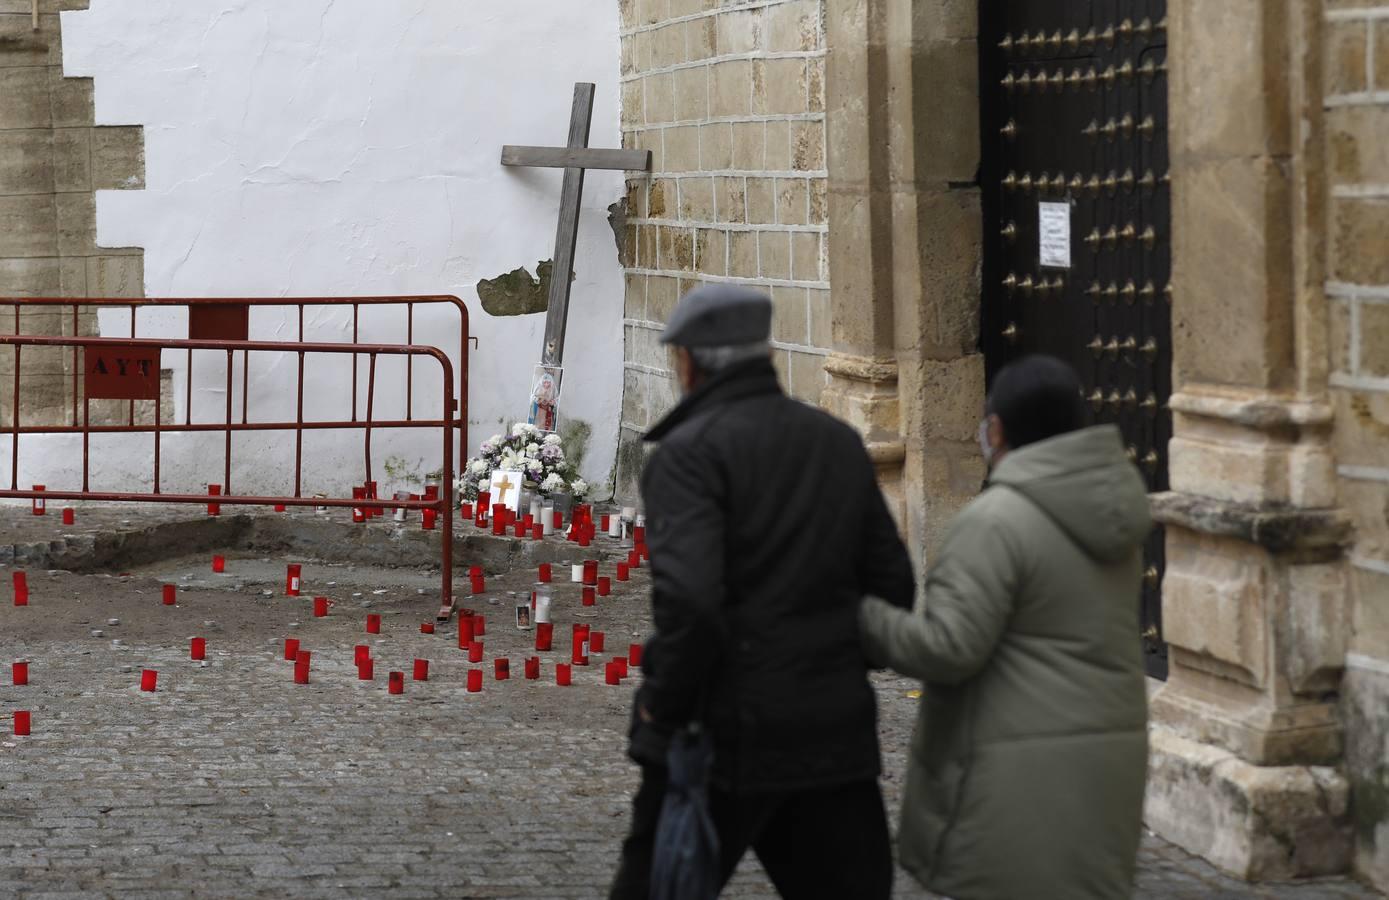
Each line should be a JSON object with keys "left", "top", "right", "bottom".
{"left": 26, "top": 484, "right": 75, "bottom": 525}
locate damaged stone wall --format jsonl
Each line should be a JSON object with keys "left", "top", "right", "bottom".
{"left": 0, "top": 0, "right": 145, "bottom": 431}
{"left": 1324, "top": 3, "right": 1389, "bottom": 890}
{"left": 615, "top": 0, "right": 832, "bottom": 499}
{"left": 43, "top": 1, "right": 625, "bottom": 497}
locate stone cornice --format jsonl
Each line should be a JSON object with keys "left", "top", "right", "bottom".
{"left": 823, "top": 353, "right": 899, "bottom": 385}
{"left": 1169, "top": 386, "right": 1334, "bottom": 430}
{"left": 1151, "top": 491, "right": 1353, "bottom": 559}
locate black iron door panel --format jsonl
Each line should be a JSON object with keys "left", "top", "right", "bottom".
{"left": 980, "top": 0, "right": 1172, "bottom": 679}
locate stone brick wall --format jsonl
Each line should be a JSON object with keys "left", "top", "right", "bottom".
{"left": 1323, "top": 1, "right": 1389, "bottom": 889}
{"left": 0, "top": 0, "right": 144, "bottom": 428}
{"left": 615, "top": 0, "right": 829, "bottom": 496}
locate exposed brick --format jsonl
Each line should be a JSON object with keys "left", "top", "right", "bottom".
{"left": 1326, "top": 20, "right": 1368, "bottom": 96}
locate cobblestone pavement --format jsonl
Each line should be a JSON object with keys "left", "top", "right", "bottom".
{"left": 0, "top": 509, "right": 1381, "bottom": 898}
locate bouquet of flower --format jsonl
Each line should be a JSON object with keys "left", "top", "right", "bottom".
{"left": 457, "top": 422, "right": 589, "bottom": 502}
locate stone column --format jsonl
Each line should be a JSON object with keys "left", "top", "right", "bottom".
{"left": 822, "top": 0, "right": 984, "bottom": 562}
{"left": 1145, "top": 0, "right": 1354, "bottom": 879}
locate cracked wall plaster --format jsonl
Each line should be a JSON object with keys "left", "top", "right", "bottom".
{"left": 41, "top": 0, "right": 625, "bottom": 497}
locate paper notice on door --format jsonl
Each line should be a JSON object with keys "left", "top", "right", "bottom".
{"left": 1038, "top": 201, "right": 1072, "bottom": 269}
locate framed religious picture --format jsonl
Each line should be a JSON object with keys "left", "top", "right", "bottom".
{"left": 528, "top": 365, "right": 563, "bottom": 433}
{"left": 516, "top": 603, "right": 532, "bottom": 630}
{"left": 488, "top": 470, "right": 525, "bottom": 516}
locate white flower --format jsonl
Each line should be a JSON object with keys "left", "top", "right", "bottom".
{"left": 571, "top": 479, "right": 588, "bottom": 498}
{"left": 544, "top": 433, "right": 562, "bottom": 446}
{"left": 471, "top": 460, "right": 487, "bottom": 474}
{"left": 525, "top": 442, "right": 540, "bottom": 456}
{"left": 541, "top": 473, "right": 565, "bottom": 492}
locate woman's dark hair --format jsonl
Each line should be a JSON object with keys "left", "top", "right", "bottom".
{"left": 985, "top": 355, "right": 1086, "bottom": 449}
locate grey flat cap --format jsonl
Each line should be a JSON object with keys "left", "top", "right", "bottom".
{"left": 659, "top": 284, "right": 773, "bottom": 347}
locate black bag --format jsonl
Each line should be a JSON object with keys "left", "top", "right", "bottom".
{"left": 650, "top": 724, "right": 720, "bottom": 900}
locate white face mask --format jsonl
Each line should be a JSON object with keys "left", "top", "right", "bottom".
{"left": 978, "top": 417, "right": 996, "bottom": 467}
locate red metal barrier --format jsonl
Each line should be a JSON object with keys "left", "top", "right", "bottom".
{"left": 0, "top": 295, "right": 471, "bottom": 465}
{"left": 0, "top": 334, "right": 460, "bottom": 619}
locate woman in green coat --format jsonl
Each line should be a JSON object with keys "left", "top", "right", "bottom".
{"left": 860, "top": 356, "right": 1152, "bottom": 900}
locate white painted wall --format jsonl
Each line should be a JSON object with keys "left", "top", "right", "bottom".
{"left": 42, "top": 0, "right": 625, "bottom": 500}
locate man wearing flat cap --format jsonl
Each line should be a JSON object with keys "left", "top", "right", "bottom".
{"left": 610, "top": 285, "right": 915, "bottom": 898}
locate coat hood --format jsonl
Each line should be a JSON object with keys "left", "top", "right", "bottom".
{"left": 987, "top": 425, "right": 1152, "bottom": 563}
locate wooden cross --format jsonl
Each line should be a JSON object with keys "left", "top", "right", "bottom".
{"left": 494, "top": 474, "right": 516, "bottom": 508}
{"left": 502, "top": 83, "right": 651, "bottom": 367}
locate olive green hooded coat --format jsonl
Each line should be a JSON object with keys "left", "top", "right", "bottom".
{"left": 860, "top": 425, "right": 1152, "bottom": 900}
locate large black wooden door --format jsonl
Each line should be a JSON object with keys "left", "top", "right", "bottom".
{"left": 979, "top": 0, "right": 1172, "bottom": 679}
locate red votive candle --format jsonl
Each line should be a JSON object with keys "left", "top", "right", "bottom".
{"left": 555, "top": 663, "right": 572, "bottom": 686}
{"left": 422, "top": 508, "right": 437, "bottom": 531}
{"left": 583, "top": 560, "right": 598, "bottom": 585}
{"left": 617, "top": 564, "right": 631, "bottom": 584}
{"left": 598, "top": 577, "right": 612, "bottom": 597}
{"left": 286, "top": 564, "right": 302, "bottom": 596}
{"left": 582, "top": 586, "right": 596, "bottom": 607}
{"left": 513, "top": 521, "right": 526, "bottom": 538}
{"left": 313, "top": 596, "right": 329, "bottom": 617}
{"left": 61, "top": 507, "right": 74, "bottom": 525}
{"left": 31, "top": 484, "right": 45, "bottom": 516}
{"left": 471, "top": 576, "right": 486, "bottom": 594}
{"left": 532, "top": 524, "right": 544, "bottom": 540}
{"left": 284, "top": 638, "right": 300, "bottom": 661}
{"left": 140, "top": 669, "right": 158, "bottom": 692}
{"left": 628, "top": 550, "right": 642, "bottom": 569}
{"left": 605, "top": 661, "right": 621, "bottom": 685}
{"left": 458, "top": 618, "right": 475, "bottom": 647}
{"left": 590, "top": 631, "right": 606, "bottom": 653}
{"left": 366, "top": 614, "right": 381, "bottom": 634}
{"left": 354, "top": 644, "right": 371, "bottom": 666}
{"left": 358, "top": 658, "right": 374, "bottom": 680}
{"left": 536, "top": 622, "right": 554, "bottom": 651}
{"left": 468, "top": 565, "right": 483, "bottom": 579}
{"left": 578, "top": 532, "right": 591, "bottom": 548}
{"left": 388, "top": 671, "right": 404, "bottom": 694}
{"left": 296, "top": 649, "right": 311, "bottom": 667}
{"left": 538, "top": 563, "right": 552, "bottom": 583}
{"left": 460, "top": 501, "right": 473, "bottom": 519}
{"left": 413, "top": 658, "right": 429, "bottom": 681}
{"left": 12, "top": 660, "right": 29, "bottom": 685}
{"left": 472, "top": 615, "right": 486, "bottom": 637}
{"left": 630, "top": 642, "right": 643, "bottom": 667}
{"left": 640, "top": 544, "right": 650, "bottom": 562}
{"left": 274, "top": 504, "right": 286, "bottom": 512}
{"left": 553, "top": 510, "right": 563, "bottom": 530}
{"left": 13, "top": 571, "right": 29, "bottom": 606}
{"left": 212, "top": 555, "right": 225, "bottom": 573}
{"left": 420, "top": 622, "right": 435, "bottom": 634}
{"left": 524, "top": 657, "right": 540, "bottom": 680}
{"left": 601, "top": 514, "right": 610, "bottom": 532}
{"left": 633, "top": 525, "right": 646, "bottom": 545}
{"left": 614, "top": 656, "right": 629, "bottom": 678}
{"left": 207, "top": 484, "right": 221, "bottom": 516}
{"left": 468, "top": 641, "right": 484, "bottom": 663}
{"left": 572, "top": 636, "right": 589, "bottom": 666}
{"left": 294, "top": 660, "right": 310, "bottom": 684}
{"left": 191, "top": 638, "right": 206, "bottom": 661}
{"left": 492, "top": 516, "right": 506, "bottom": 536}
{"left": 494, "top": 658, "right": 510, "bottom": 680}
{"left": 467, "top": 669, "right": 482, "bottom": 692}
{"left": 14, "top": 710, "right": 30, "bottom": 736}
{"left": 162, "top": 584, "right": 176, "bottom": 606}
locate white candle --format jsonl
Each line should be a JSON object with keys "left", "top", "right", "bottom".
{"left": 530, "top": 496, "right": 543, "bottom": 522}
{"left": 542, "top": 505, "right": 555, "bottom": 535}
{"left": 621, "top": 506, "right": 636, "bottom": 522}
{"left": 607, "top": 515, "right": 621, "bottom": 538}
{"left": 535, "top": 588, "right": 552, "bottom": 624}
{"left": 571, "top": 564, "right": 584, "bottom": 583}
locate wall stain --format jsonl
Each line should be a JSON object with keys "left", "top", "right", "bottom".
{"left": 477, "top": 261, "right": 571, "bottom": 317}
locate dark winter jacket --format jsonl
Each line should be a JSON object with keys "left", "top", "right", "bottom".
{"left": 629, "top": 357, "right": 914, "bottom": 792}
